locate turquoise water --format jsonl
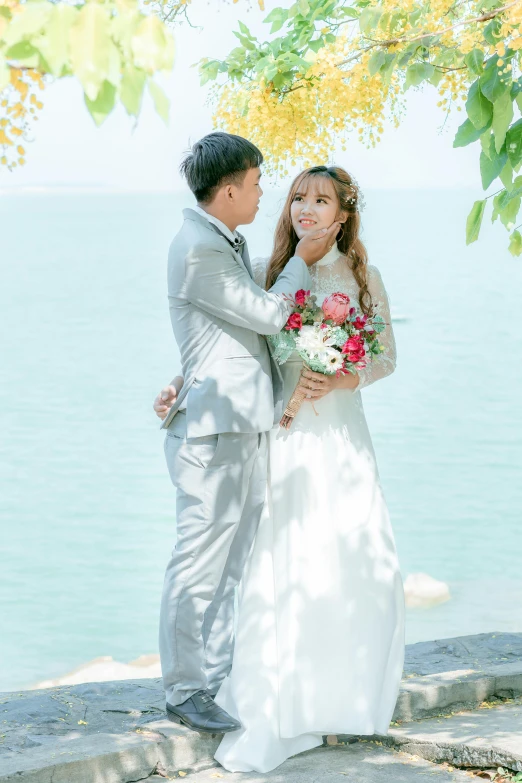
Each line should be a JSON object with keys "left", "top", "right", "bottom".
{"left": 1, "top": 189, "right": 521, "bottom": 693}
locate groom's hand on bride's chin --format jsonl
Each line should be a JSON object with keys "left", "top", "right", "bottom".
{"left": 153, "top": 386, "right": 177, "bottom": 420}
{"left": 296, "top": 222, "right": 341, "bottom": 266}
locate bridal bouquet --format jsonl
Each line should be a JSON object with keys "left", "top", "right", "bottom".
{"left": 268, "top": 290, "right": 386, "bottom": 429}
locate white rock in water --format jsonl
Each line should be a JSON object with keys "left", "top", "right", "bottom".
{"left": 30, "top": 654, "right": 161, "bottom": 690}
{"left": 404, "top": 573, "right": 451, "bottom": 608}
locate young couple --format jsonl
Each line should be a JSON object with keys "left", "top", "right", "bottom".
{"left": 153, "top": 131, "right": 405, "bottom": 774}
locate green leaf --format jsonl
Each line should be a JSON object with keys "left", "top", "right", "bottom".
{"left": 479, "top": 62, "right": 508, "bottom": 104}
{"left": 264, "top": 7, "right": 285, "bottom": 23}
{"left": 491, "top": 189, "right": 522, "bottom": 225}
{"left": 428, "top": 68, "right": 444, "bottom": 87}
{"left": 359, "top": 7, "right": 381, "bottom": 34}
{"left": 69, "top": 3, "right": 112, "bottom": 100}
{"left": 515, "top": 93, "right": 522, "bottom": 115}
{"left": 5, "top": 41, "right": 39, "bottom": 60}
{"left": 84, "top": 79, "right": 116, "bottom": 126}
{"left": 378, "top": 11, "right": 390, "bottom": 31}
{"left": 453, "top": 118, "right": 491, "bottom": 148}
{"left": 466, "top": 199, "right": 486, "bottom": 244}
{"left": 148, "top": 78, "right": 169, "bottom": 124}
{"left": 297, "top": 0, "right": 310, "bottom": 15}
{"left": 506, "top": 118, "right": 522, "bottom": 167}
{"left": 368, "top": 49, "right": 386, "bottom": 77}
{"left": 131, "top": 15, "right": 175, "bottom": 74}
{"left": 480, "top": 139, "right": 507, "bottom": 189}
{"left": 480, "top": 130, "right": 492, "bottom": 158}
{"left": 466, "top": 80, "right": 493, "bottom": 129}
{"left": 492, "top": 190, "right": 506, "bottom": 223}
{"left": 37, "top": 3, "right": 77, "bottom": 76}
{"left": 339, "top": 6, "right": 359, "bottom": 18}
{"left": 120, "top": 66, "right": 146, "bottom": 116}
{"left": 500, "top": 160, "right": 513, "bottom": 191}
{"left": 238, "top": 20, "right": 253, "bottom": 38}
{"left": 199, "top": 59, "right": 219, "bottom": 86}
{"left": 404, "top": 62, "right": 434, "bottom": 89}
{"left": 2, "top": 1, "right": 51, "bottom": 45}
{"left": 308, "top": 38, "right": 323, "bottom": 53}
{"left": 380, "top": 53, "right": 396, "bottom": 85}
{"left": 499, "top": 194, "right": 520, "bottom": 229}
{"left": 483, "top": 17, "right": 501, "bottom": 46}
{"left": 233, "top": 31, "right": 256, "bottom": 50}
{"left": 398, "top": 50, "right": 413, "bottom": 67}
{"left": 269, "top": 16, "right": 286, "bottom": 33}
{"left": 0, "top": 6, "right": 11, "bottom": 20}
{"left": 465, "top": 48, "right": 484, "bottom": 76}
{"left": 492, "top": 91, "right": 514, "bottom": 153}
{"left": 508, "top": 229, "right": 522, "bottom": 255}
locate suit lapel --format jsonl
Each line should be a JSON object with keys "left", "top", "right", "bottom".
{"left": 237, "top": 233, "right": 253, "bottom": 279}
{"left": 182, "top": 209, "right": 252, "bottom": 279}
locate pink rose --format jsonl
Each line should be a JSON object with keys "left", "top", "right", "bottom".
{"left": 341, "top": 335, "right": 366, "bottom": 362}
{"left": 322, "top": 293, "right": 351, "bottom": 325}
{"left": 295, "top": 289, "right": 310, "bottom": 306}
{"left": 285, "top": 312, "right": 303, "bottom": 331}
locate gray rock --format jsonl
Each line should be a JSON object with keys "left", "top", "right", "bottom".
{"left": 157, "top": 743, "right": 475, "bottom": 782}
{"left": 386, "top": 699, "right": 522, "bottom": 772}
{"left": 396, "top": 631, "right": 522, "bottom": 721}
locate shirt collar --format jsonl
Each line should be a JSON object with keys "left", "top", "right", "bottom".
{"left": 192, "top": 205, "right": 240, "bottom": 246}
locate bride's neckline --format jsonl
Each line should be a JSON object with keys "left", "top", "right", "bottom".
{"left": 315, "top": 242, "right": 341, "bottom": 267}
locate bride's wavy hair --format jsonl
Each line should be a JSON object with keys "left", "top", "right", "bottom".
{"left": 265, "top": 166, "right": 372, "bottom": 315}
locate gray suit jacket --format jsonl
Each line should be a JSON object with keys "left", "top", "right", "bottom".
{"left": 161, "top": 208, "right": 311, "bottom": 437}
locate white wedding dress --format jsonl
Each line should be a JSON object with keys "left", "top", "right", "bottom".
{"left": 214, "top": 245, "right": 405, "bottom": 773}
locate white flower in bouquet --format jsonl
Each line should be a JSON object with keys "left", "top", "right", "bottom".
{"left": 323, "top": 348, "right": 345, "bottom": 374}
{"left": 295, "top": 325, "right": 337, "bottom": 363}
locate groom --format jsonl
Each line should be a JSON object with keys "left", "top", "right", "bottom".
{"left": 158, "top": 131, "right": 340, "bottom": 733}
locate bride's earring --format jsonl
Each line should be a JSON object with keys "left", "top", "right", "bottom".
{"left": 337, "top": 226, "right": 345, "bottom": 242}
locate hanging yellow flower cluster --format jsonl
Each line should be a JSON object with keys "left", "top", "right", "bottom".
{"left": 214, "top": 38, "right": 402, "bottom": 175}
{"left": 211, "top": 0, "right": 522, "bottom": 174}
{"left": 0, "top": 0, "right": 45, "bottom": 170}
{"left": 0, "top": 68, "right": 44, "bottom": 171}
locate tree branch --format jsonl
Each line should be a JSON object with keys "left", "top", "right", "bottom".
{"left": 336, "top": 0, "right": 521, "bottom": 69}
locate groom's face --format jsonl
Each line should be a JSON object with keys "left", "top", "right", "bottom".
{"left": 231, "top": 167, "right": 263, "bottom": 226}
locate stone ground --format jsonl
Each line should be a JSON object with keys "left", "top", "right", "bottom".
{"left": 144, "top": 743, "right": 479, "bottom": 782}
{"left": 1, "top": 632, "right": 522, "bottom": 783}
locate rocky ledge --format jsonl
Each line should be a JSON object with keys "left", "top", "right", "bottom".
{"left": 1, "top": 631, "right": 522, "bottom": 783}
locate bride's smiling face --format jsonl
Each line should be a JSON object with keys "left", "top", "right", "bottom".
{"left": 290, "top": 176, "right": 347, "bottom": 240}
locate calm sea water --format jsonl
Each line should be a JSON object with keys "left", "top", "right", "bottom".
{"left": 1, "top": 189, "right": 521, "bottom": 692}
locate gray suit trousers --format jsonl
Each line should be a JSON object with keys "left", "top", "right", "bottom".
{"left": 159, "top": 411, "right": 268, "bottom": 706}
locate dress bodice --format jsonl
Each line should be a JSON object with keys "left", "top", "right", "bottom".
{"left": 252, "top": 246, "right": 397, "bottom": 391}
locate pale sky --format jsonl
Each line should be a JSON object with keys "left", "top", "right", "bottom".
{"left": 0, "top": 0, "right": 481, "bottom": 192}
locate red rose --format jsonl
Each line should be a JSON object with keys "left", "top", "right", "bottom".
{"left": 295, "top": 289, "right": 310, "bottom": 306}
{"left": 285, "top": 312, "right": 303, "bottom": 331}
{"left": 322, "top": 292, "right": 351, "bottom": 325}
{"left": 353, "top": 315, "right": 368, "bottom": 330}
{"left": 341, "top": 335, "right": 366, "bottom": 362}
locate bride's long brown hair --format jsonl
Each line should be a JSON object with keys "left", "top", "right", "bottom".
{"left": 265, "top": 166, "right": 372, "bottom": 315}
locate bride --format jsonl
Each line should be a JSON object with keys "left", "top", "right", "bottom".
{"left": 155, "top": 165, "right": 405, "bottom": 773}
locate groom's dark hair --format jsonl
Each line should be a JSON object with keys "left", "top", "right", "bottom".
{"left": 180, "top": 132, "right": 263, "bottom": 204}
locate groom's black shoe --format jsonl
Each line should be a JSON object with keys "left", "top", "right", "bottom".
{"left": 166, "top": 690, "right": 241, "bottom": 733}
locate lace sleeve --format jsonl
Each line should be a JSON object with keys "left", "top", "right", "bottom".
{"left": 356, "top": 265, "right": 397, "bottom": 391}
{"left": 252, "top": 257, "right": 269, "bottom": 289}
